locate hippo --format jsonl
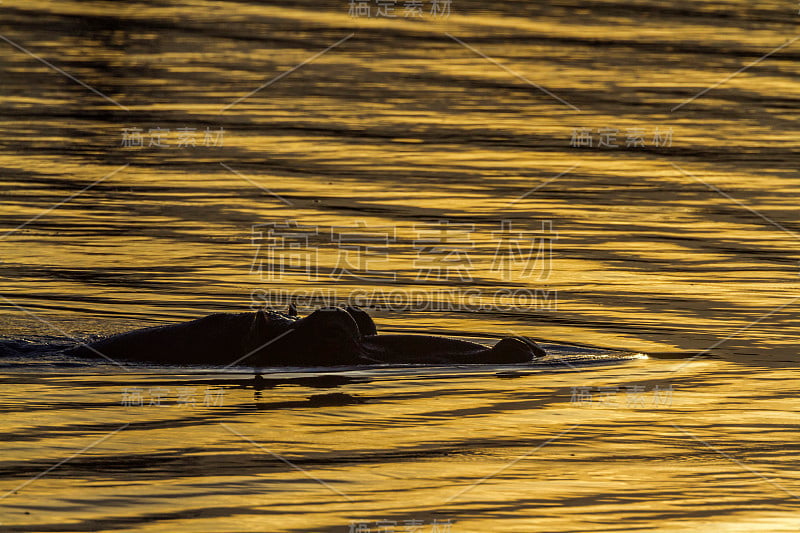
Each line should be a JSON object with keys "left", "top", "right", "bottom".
{"left": 65, "top": 305, "right": 546, "bottom": 366}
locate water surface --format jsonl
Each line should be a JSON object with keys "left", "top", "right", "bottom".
{"left": 1, "top": 0, "right": 799, "bottom": 530}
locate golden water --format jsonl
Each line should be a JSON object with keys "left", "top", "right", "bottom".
{"left": 1, "top": 0, "right": 798, "bottom": 531}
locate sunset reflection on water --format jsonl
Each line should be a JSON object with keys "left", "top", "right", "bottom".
{"left": 1, "top": 0, "right": 799, "bottom": 530}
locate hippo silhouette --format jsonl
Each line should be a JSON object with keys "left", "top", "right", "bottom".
{"left": 66, "top": 305, "right": 546, "bottom": 366}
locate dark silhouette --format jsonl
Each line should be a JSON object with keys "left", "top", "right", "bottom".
{"left": 66, "top": 306, "right": 546, "bottom": 366}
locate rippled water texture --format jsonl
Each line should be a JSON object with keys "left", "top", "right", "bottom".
{"left": 1, "top": 0, "right": 799, "bottom": 531}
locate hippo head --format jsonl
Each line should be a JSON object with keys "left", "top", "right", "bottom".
{"left": 240, "top": 306, "right": 366, "bottom": 366}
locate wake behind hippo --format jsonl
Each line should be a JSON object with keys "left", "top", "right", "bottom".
{"left": 65, "top": 306, "right": 546, "bottom": 366}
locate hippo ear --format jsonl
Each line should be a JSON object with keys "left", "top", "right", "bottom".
{"left": 287, "top": 302, "right": 298, "bottom": 317}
